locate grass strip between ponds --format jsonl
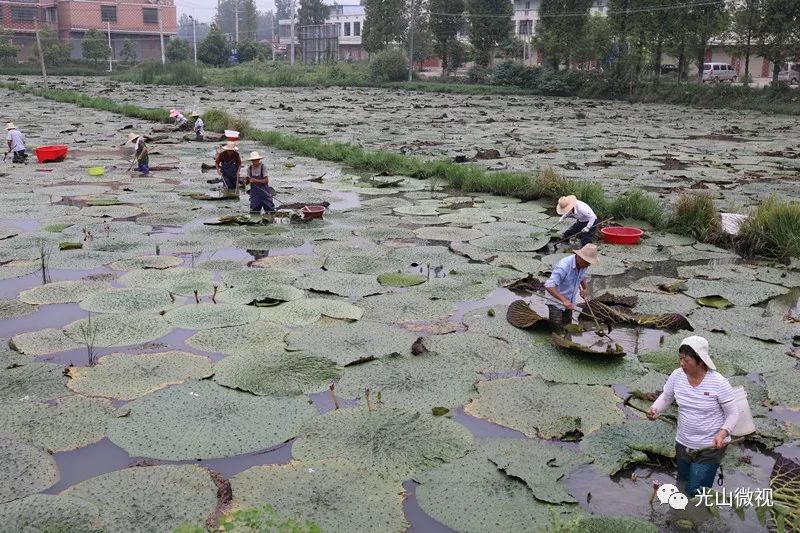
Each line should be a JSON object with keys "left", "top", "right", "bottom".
{"left": 3, "top": 81, "right": 797, "bottom": 260}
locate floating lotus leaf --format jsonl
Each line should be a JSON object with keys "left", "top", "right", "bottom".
{"left": 696, "top": 295, "right": 734, "bottom": 309}
{"left": 222, "top": 268, "right": 299, "bottom": 288}
{"left": 217, "top": 283, "right": 304, "bottom": 305}
{"left": 580, "top": 419, "right": 676, "bottom": 475}
{"left": 763, "top": 367, "right": 800, "bottom": 410}
{"left": 323, "top": 255, "right": 407, "bottom": 275}
{"left": 336, "top": 354, "right": 478, "bottom": 411}
{"left": 487, "top": 254, "right": 542, "bottom": 275}
{"left": 294, "top": 271, "right": 388, "bottom": 298}
{"left": 358, "top": 293, "right": 455, "bottom": 324}
{"left": 0, "top": 437, "right": 59, "bottom": 504}
{"left": 162, "top": 236, "right": 233, "bottom": 254}
{"left": 486, "top": 438, "right": 589, "bottom": 504}
{"left": 686, "top": 307, "right": 796, "bottom": 342}
{"left": 109, "top": 255, "right": 183, "bottom": 270}
{"left": 676, "top": 263, "right": 755, "bottom": 281}
{"left": 0, "top": 299, "right": 36, "bottom": 319}
{"left": 352, "top": 226, "right": 416, "bottom": 241}
{"left": 415, "top": 441, "right": 580, "bottom": 533}
{"left": 438, "top": 211, "right": 496, "bottom": 225}
{"left": 522, "top": 340, "right": 646, "bottom": 385}
{"left": 314, "top": 238, "right": 386, "bottom": 258}
{"left": 68, "top": 351, "right": 214, "bottom": 400}
{"left": 466, "top": 376, "right": 625, "bottom": 438}
{"left": 81, "top": 205, "right": 143, "bottom": 218}
{"left": 118, "top": 267, "right": 215, "bottom": 296}
{"left": 413, "top": 226, "right": 485, "bottom": 242}
{"left": 469, "top": 234, "right": 550, "bottom": 252}
{"left": 86, "top": 234, "right": 152, "bottom": 254}
{"left": 551, "top": 332, "right": 627, "bottom": 357}
{"left": 108, "top": 381, "right": 316, "bottom": 460}
{"left": 231, "top": 459, "right": 406, "bottom": 533}
{"left": 506, "top": 299, "right": 546, "bottom": 328}
{"left": 0, "top": 260, "right": 39, "bottom": 280}
{"left": 387, "top": 245, "right": 467, "bottom": 268}
{"left": 43, "top": 184, "right": 110, "bottom": 196}
{"left": 629, "top": 275, "right": 687, "bottom": 293}
{"left": 0, "top": 340, "right": 31, "bottom": 367}
{"left": 472, "top": 221, "right": 543, "bottom": 237}
{"left": 683, "top": 279, "right": 788, "bottom": 307}
{"left": 0, "top": 494, "right": 103, "bottom": 533}
{"left": 576, "top": 516, "right": 657, "bottom": 533}
{"left": 376, "top": 272, "right": 426, "bottom": 287}
{"left": 599, "top": 287, "right": 699, "bottom": 316}
{"left": 461, "top": 305, "right": 544, "bottom": 349}
{"left": 602, "top": 245, "right": 670, "bottom": 264}
{"left": 393, "top": 205, "right": 439, "bottom": 216}
{"left": 669, "top": 245, "right": 738, "bottom": 262}
{"left": 138, "top": 212, "right": 198, "bottom": 226}
{"left": 214, "top": 353, "right": 342, "bottom": 396}
{"left": 62, "top": 465, "right": 218, "bottom": 533}
{"left": 293, "top": 407, "right": 473, "bottom": 481}
{"left": 19, "top": 279, "right": 111, "bottom": 305}
{"left": 286, "top": 320, "right": 415, "bottom": 366}
{"left": 447, "top": 241, "right": 497, "bottom": 261}
{"left": 196, "top": 259, "right": 246, "bottom": 272}
{"left": 0, "top": 361, "right": 67, "bottom": 402}
{"left": 0, "top": 395, "right": 118, "bottom": 452}
{"left": 0, "top": 226, "right": 19, "bottom": 240}
{"left": 233, "top": 234, "right": 305, "bottom": 251}
{"left": 64, "top": 313, "right": 173, "bottom": 347}
{"left": 413, "top": 275, "right": 497, "bottom": 301}
{"left": 768, "top": 455, "right": 800, "bottom": 530}
{"left": 260, "top": 299, "right": 363, "bottom": 326}
{"left": 581, "top": 300, "right": 692, "bottom": 331}
{"left": 754, "top": 266, "right": 800, "bottom": 288}
{"left": 10, "top": 328, "right": 80, "bottom": 356}
{"left": 79, "top": 287, "right": 175, "bottom": 314}
{"left": 420, "top": 332, "right": 519, "bottom": 372}
{"left": 165, "top": 303, "right": 260, "bottom": 330}
{"left": 187, "top": 321, "right": 287, "bottom": 357}
{"left": 47, "top": 250, "right": 124, "bottom": 270}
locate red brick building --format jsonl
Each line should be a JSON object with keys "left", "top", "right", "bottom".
{"left": 1, "top": 0, "right": 177, "bottom": 61}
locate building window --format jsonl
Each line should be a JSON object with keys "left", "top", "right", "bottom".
{"left": 353, "top": 21, "right": 360, "bottom": 36}
{"left": 525, "top": 0, "right": 530, "bottom": 8}
{"left": 518, "top": 20, "right": 532, "bottom": 35}
{"left": 101, "top": 5, "right": 117, "bottom": 22}
{"left": 12, "top": 6, "right": 38, "bottom": 22}
{"left": 143, "top": 8, "right": 158, "bottom": 24}
{"left": 344, "top": 22, "right": 350, "bottom": 36}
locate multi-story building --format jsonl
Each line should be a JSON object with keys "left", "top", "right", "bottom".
{"left": 275, "top": 0, "right": 365, "bottom": 61}
{"left": 1, "top": 0, "right": 177, "bottom": 61}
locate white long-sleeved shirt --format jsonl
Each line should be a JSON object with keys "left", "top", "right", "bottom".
{"left": 6, "top": 129, "right": 25, "bottom": 152}
{"left": 560, "top": 199, "right": 597, "bottom": 229}
{"left": 651, "top": 368, "right": 739, "bottom": 450}
{"left": 194, "top": 117, "right": 204, "bottom": 136}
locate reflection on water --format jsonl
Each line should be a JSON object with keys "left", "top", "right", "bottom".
{"left": 565, "top": 327, "right": 666, "bottom": 355}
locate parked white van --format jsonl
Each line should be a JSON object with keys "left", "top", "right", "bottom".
{"left": 778, "top": 62, "right": 799, "bottom": 85}
{"left": 702, "top": 63, "right": 738, "bottom": 82}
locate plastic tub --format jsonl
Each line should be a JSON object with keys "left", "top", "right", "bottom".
{"left": 601, "top": 226, "right": 644, "bottom": 245}
{"left": 34, "top": 145, "right": 69, "bottom": 163}
{"left": 300, "top": 205, "right": 325, "bottom": 220}
{"left": 730, "top": 386, "right": 756, "bottom": 436}
{"left": 224, "top": 130, "right": 240, "bottom": 141}
{"left": 87, "top": 166, "right": 105, "bottom": 176}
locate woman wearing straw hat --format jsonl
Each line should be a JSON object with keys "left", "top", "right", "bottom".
{"left": 191, "top": 112, "right": 204, "bottom": 141}
{"left": 544, "top": 243, "right": 600, "bottom": 328}
{"left": 215, "top": 142, "right": 242, "bottom": 192}
{"left": 5, "top": 123, "right": 27, "bottom": 163}
{"left": 648, "top": 336, "right": 739, "bottom": 497}
{"left": 556, "top": 195, "right": 598, "bottom": 247}
{"left": 127, "top": 133, "right": 149, "bottom": 176}
{"left": 170, "top": 109, "right": 189, "bottom": 131}
{"left": 245, "top": 151, "right": 275, "bottom": 215}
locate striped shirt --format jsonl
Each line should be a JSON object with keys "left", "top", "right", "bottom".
{"left": 652, "top": 368, "right": 739, "bottom": 450}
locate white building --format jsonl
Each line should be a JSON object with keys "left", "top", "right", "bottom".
{"left": 276, "top": 1, "right": 366, "bottom": 61}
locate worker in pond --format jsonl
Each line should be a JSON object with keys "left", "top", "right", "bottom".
{"left": 544, "top": 243, "right": 600, "bottom": 329}
{"left": 215, "top": 142, "right": 241, "bottom": 193}
{"left": 127, "top": 133, "right": 149, "bottom": 176}
{"left": 170, "top": 109, "right": 190, "bottom": 131}
{"left": 556, "top": 195, "right": 597, "bottom": 246}
{"left": 5, "top": 122, "right": 28, "bottom": 163}
{"left": 191, "top": 112, "right": 204, "bottom": 141}
{"left": 245, "top": 151, "right": 275, "bottom": 216}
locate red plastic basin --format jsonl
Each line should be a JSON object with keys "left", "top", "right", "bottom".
{"left": 300, "top": 205, "right": 325, "bottom": 219}
{"left": 601, "top": 226, "right": 644, "bottom": 245}
{"left": 34, "top": 145, "right": 69, "bottom": 163}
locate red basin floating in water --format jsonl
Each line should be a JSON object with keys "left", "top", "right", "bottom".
{"left": 300, "top": 205, "right": 325, "bottom": 220}
{"left": 34, "top": 145, "right": 69, "bottom": 163}
{"left": 601, "top": 226, "right": 644, "bottom": 245}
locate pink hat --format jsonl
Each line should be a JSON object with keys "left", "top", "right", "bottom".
{"left": 169, "top": 109, "right": 179, "bottom": 118}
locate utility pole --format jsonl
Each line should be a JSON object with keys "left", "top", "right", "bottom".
{"left": 407, "top": 0, "right": 414, "bottom": 81}
{"left": 107, "top": 21, "right": 113, "bottom": 72}
{"left": 235, "top": 0, "right": 240, "bottom": 43}
{"left": 190, "top": 15, "right": 197, "bottom": 65}
{"left": 158, "top": 0, "right": 165, "bottom": 64}
{"left": 34, "top": 17, "right": 48, "bottom": 88}
{"left": 289, "top": 0, "right": 296, "bottom": 65}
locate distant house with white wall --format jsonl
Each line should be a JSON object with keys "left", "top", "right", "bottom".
{"left": 275, "top": 1, "right": 365, "bottom": 62}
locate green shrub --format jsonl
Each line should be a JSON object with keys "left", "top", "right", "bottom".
{"left": 369, "top": 49, "right": 409, "bottom": 82}
{"left": 735, "top": 195, "right": 800, "bottom": 261}
{"left": 570, "top": 181, "right": 609, "bottom": 216}
{"left": 467, "top": 64, "right": 491, "bottom": 84}
{"left": 533, "top": 167, "right": 571, "bottom": 199}
{"left": 116, "top": 60, "right": 205, "bottom": 85}
{"left": 669, "top": 193, "right": 722, "bottom": 242}
{"left": 175, "top": 504, "right": 320, "bottom": 533}
{"left": 493, "top": 60, "right": 536, "bottom": 87}
{"left": 608, "top": 188, "right": 665, "bottom": 227}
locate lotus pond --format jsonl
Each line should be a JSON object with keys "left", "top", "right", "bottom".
{"left": 0, "top": 81, "right": 798, "bottom": 533}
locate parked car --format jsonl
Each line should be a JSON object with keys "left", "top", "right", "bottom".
{"left": 702, "top": 63, "right": 738, "bottom": 83}
{"left": 778, "top": 62, "right": 799, "bottom": 85}
{"left": 660, "top": 64, "right": 679, "bottom": 75}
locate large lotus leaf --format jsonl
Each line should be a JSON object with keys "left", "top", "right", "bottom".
{"left": 118, "top": 268, "right": 215, "bottom": 296}
{"left": 187, "top": 321, "right": 287, "bottom": 357}
{"left": 336, "top": 354, "right": 478, "bottom": 411}
{"left": 221, "top": 268, "right": 299, "bottom": 288}
{"left": 294, "top": 271, "right": 388, "bottom": 298}
{"left": 438, "top": 210, "right": 496, "bottom": 226}
{"left": 353, "top": 225, "right": 416, "bottom": 241}
{"left": 314, "top": 238, "right": 386, "bottom": 258}
{"left": 323, "top": 255, "right": 408, "bottom": 275}
{"left": 676, "top": 263, "right": 756, "bottom": 281}
{"left": 68, "top": 351, "right": 214, "bottom": 400}
{"left": 259, "top": 299, "right": 364, "bottom": 326}
{"left": 669, "top": 245, "right": 738, "bottom": 262}
{"left": 580, "top": 419, "right": 676, "bottom": 475}
{"left": 0, "top": 260, "right": 39, "bottom": 280}
{"left": 286, "top": 321, "right": 416, "bottom": 366}
{"left": 0, "top": 437, "right": 59, "bottom": 504}
{"left": 10, "top": 328, "right": 80, "bottom": 356}
{"left": 0, "top": 494, "right": 103, "bottom": 533}
{"left": 489, "top": 253, "right": 544, "bottom": 274}
{"left": 469, "top": 234, "right": 550, "bottom": 252}
{"left": 64, "top": 312, "right": 173, "bottom": 347}
{"left": 601, "top": 245, "right": 670, "bottom": 264}
{"left": 393, "top": 205, "right": 439, "bottom": 216}
{"left": 466, "top": 376, "right": 625, "bottom": 439}
{"left": 576, "top": 516, "right": 657, "bottom": 533}
{"left": 85, "top": 234, "right": 152, "bottom": 255}
{"left": 81, "top": 205, "right": 143, "bottom": 219}
{"left": 292, "top": 407, "right": 473, "bottom": 481}
{"left": 43, "top": 184, "right": 110, "bottom": 196}
{"left": 414, "top": 226, "right": 485, "bottom": 242}
{"left": 0, "top": 299, "right": 36, "bottom": 319}
{"left": 599, "top": 287, "right": 699, "bottom": 316}
{"left": 62, "top": 465, "right": 218, "bottom": 533}
{"left": 683, "top": 279, "right": 788, "bottom": 307}
{"left": 79, "top": 287, "right": 175, "bottom": 314}
{"left": 376, "top": 272, "right": 427, "bottom": 287}
{"left": 461, "top": 305, "right": 544, "bottom": 349}
{"left": 763, "top": 367, "right": 800, "bottom": 410}
{"left": 47, "top": 250, "right": 124, "bottom": 270}
{"left": 521, "top": 341, "right": 646, "bottom": 385}
{"left": 217, "top": 283, "right": 304, "bottom": 305}
{"left": 0, "top": 361, "right": 68, "bottom": 402}
{"left": 109, "top": 255, "right": 183, "bottom": 271}
{"left": 414, "top": 440, "right": 580, "bottom": 533}
{"left": 138, "top": 212, "right": 198, "bottom": 226}
{"left": 0, "top": 395, "right": 118, "bottom": 452}
{"left": 472, "top": 221, "right": 544, "bottom": 237}
{"left": 230, "top": 459, "right": 407, "bottom": 533}
{"left": 196, "top": 259, "right": 247, "bottom": 272}
{"left": 754, "top": 266, "right": 800, "bottom": 288}
{"left": 687, "top": 307, "right": 797, "bottom": 343}
{"left": 0, "top": 340, "right": 32, "bottom": 367}
{"left": 629, "top": 275, "right": 687, "bottom": 293}
{"left": 387, "top": 245, "right": 468, "bottom": 269}
{"left": 358, "top": 293, "right": 455, "bottom": 324}
{"left": 0, "top": 226, "right": 19, "bottom": 240}
{"left": 108, "top": 380, "right": 317, "bottom": 460}
{"left": 164, "top": 303, "right": 260, "bottom": 330}
{"left": 448, "top": 241, "right": 499, "bottom": 261}
{"left": 486, "top": 438, "right": 589, "bottom": 504}
{"left": 214, "top": 353, "right": 342, "bottom": 396}
{"left": 420, "top": 332, "right": 520, "bottom": 372}
{"left": 19, "top": 279, "right": 111, "bottom": 305}
{"left": 234, "top": 234, "right": 305, "bottom": 251}
{"left": 413, "top": 275, "right": 497, "bottom": 301}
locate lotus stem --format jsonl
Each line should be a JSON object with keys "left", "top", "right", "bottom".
{"left": 365, "top": 387, "right": 372, "bottom": 412}
{"left": 427, "top": 263, "right": 430, "bottom": 281}
{"left": 193, "top": 289, "right": 200, "bottom": 304}
{"left": 155, "top": 244, "right": 160, "bottom": 256}
{"left": 212, "top": 285, "right": 218, "bottom": 304}
{"left": 168, "top": 291, "right": 175, "bottom": 303}
{"left": 649, "top": 480, "right": 660, "bottom": 507}
{"left": 328, "top": 383, "right": 339, "bottom": 410}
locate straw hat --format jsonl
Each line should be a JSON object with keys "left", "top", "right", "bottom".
{"left": 169, "top": 109, "right": 180, "bottom": 118}
{"left": 190, "top": 111, "right": 200, "bottom": 117}
{"left": 221, "top": 142, "right": 239, "bottom": 152}
{"left": 680, "top": 335, "right": 716, "bottom": 370}
{"left": 5, "top": 122, "right": 16, "bottom": 130}
{"left": 246, "top": 151, "right": 263, "bottom": 161}
{"left": 127, "top": 132, "right": 140, "bottom": 143}
{"left": 556, "top": 195, "right": 578, "bottom": 215}
{"left": 574, "top": 243, "right": 600, "bottom": 266}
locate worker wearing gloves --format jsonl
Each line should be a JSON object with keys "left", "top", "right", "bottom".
{"left": 5, "top": 123, "right": 27, "bottom": 163}
{"left": 556, "top": 195, "right": 597, "bottom": 246}
{"left": 544, "top": 243, "right": 600, "bottom": 328}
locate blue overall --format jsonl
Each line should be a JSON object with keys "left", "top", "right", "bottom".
{"left": 220, "top": 159, "right": 239, "bottom": 190}
{"left": 248, "top": 164, "right": 275, "bottom": 213}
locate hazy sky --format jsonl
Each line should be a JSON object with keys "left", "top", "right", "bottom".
{"left": 175, "top": 0, "right": 276, "bottom": 22}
